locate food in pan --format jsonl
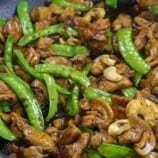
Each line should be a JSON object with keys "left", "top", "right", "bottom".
{"left": 0, "top": 0, "right": 158, "bottom": 157}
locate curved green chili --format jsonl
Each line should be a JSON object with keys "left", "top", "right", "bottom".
{"left": 148, "top": 5, "right": 158, "bottom": 14}
{"left": 17, "top": 0, "right": 34, "bottom": 35}
{"left": 14, "top": 49, "right": 71, "bottom": 95}
{"left": 43, "top": 74, "right": 58, "bottom": 121}
{"left": 66, "top": 84, "right": 79, "bottom": 116}
{"left": 4, "top": 35, "right": 14, "bottom": 74}
{"left": 0, "top": 118, "right": 16, "bottom": 141}
{"left": 35, "top": 63, "right": 90, "bottom": 87}
{"left": 116, "top": 27, "right": 150, "bottom": 75}
{"left": 0, "top": 73, "right": 44, "bottom": 131}
{"left": 97, "top": 143, "right": 133, "bottom": 158}
{"left": 50, "top": 44, "right": 89, "bottom": 57}
{"left": 51, "top": 0, "right": 92, "bottom": 11}
{"left": 18, "top": 23, "right": 64, "bottom": 46}
{"left": 83, "top": 87, "right": 112, "bottom": 105}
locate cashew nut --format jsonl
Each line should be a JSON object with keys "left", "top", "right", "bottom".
{"left": 126, "top": 99, "right": 155, "bottom": 122}
{"left": 103, "top": 66, "right": 122, "bottom": 82}
{"left": 108, "top": 119, "right": 131, "bottom": 136}
{"left": 134, "top": 130, "right": 156, "bottom": 156}
{"left": 100, "top": 55, "right": 116, "bottom": 66}
{"left": 83, "top": 8, "right": 105, "bottom": 22}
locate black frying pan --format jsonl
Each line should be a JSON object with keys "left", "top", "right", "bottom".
{"left": 0, "top": 0, "right": 135, "bottom": 157}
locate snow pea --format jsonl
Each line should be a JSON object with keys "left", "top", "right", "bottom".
{"left": 18, "top": 23, "right": 64, "bottom": 46}
{"left": 50, "top": 44, "right": 89, "bottom": 57}
{"left": 4, "top": 35, "right": 14, "bottom": 74}
{"left": 0, "top": 73, "right": 44, "bottom": 131}
{"left": 116, "top": 27, "right": 150, "bottom": 75}
{"left": 17, "top": 0, "right": 34, "bottom": 35}
{"left": 43, "top": 74, "right": 58, "bottom": 121}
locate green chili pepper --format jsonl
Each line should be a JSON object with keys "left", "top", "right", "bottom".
{"left": 97, "top": 143, "right": 133, "bottom": 158}
{"left": 17, "top": 0, "right": 34, "bottom": 35}
{"left": 50, "top": 44, "right": 89, "bottom": 57}
{"left": 35, "top": 63, "right": 90, "bottom": 87}
{"left": 66, "top": 84, "right": 79, "bottom": 116}
{"left": 0, "top": 101, "right": 11, "bottom": 113}
{"left": 64, "top": 27, "right": 79, "bottom": 37}
{"left": 116, "top": 27, "right": 150, "bottom": 75}
{"left": 0, "top": 73, "right": 44, "bottom": 131}
{"left": 0, "top": 118, "right": 16, "bottom": 141}
{"left": 83, "top": 87, "right": 112, "bottom": 105}
{"left": 86, "top": 148, "right": 103, "bottom": 158}
{"left": 0, "top": 18, "right": 6, "bottom": 27}
{"left": 148, "top": 5, "right": 158, "bottom": 14}
{"left": 43, "top": 74, "right": 58, "bottom": 121}
{"left": 105, "top": 0, "right": 117, "bottom": 8}
{"left": 105, "top": 28, "right": 113, "bottom": 51}
{"left": 121, "top": 87, "right": 136, "bottom": 98}
{"left": 18, "top": 23, "right": 64, "bottom": 46}
{"left": 14, "top": 49, "right": 71, "bottom": 95}
{"left": 51, "top": 0, "right": 92, "bottom": 11}
{"left": 4, "top": 35, "right": 14, "bottom": 74}
{"left": 132, "top": 72, "right": 142, "bottom": 87}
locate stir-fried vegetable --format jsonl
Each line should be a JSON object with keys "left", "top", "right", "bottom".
{"left": 116, "top": 27, "right": 150, "bottom": 75}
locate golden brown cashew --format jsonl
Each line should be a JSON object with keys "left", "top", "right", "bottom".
{"left": 126, "top": 99, "right": 155, "bottom": 122}
{"left": 108, "top": 119, "right": 131, "bottom": 136}
{"left": 134, "top": 130, "right": 156, "bottom": 156}
{"left": 83, "top": 8, "right": 105, "bottom": 22}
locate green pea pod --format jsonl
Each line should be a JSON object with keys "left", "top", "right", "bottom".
{"left": 64, "top": 27, "right": 79, "bottom": 37}
{"left": 66, "top": 84, "right": 79, "bottom": 116}
{"left": 43, "top": 74, "right": 58, "bottom": 121}
{"left": 84, "top": 87, "right": 112, "bottom": 105}
{"left": 121, "top": 87, "right": 136, "bottom": 98}
{"left": 132, "top": 72, "right": 142, "bottom": 87}
{"left": 4, "top": 35, "right": 14, "bottom": 74}
{"left": 0, "top": 101, "right": 11, "bottom": 113}
{"left": 51, "top": 0, "right": 92, "bottom": 11}
{"left": 17, "top": 0, "right": 34, "bottom": 35}
{"left": 0, "top": 73, "right": 44, "bottom": 131}
{"left": 105, "top": 0, "right": 117, "bottom": 8}
{"left": 0, "top": 118, "right": 16, "bottom": 141}
{"left": 18, "top": 23, "right": 64, "bottom": 46}
{"left": 0, "top": 18, "right": 6, "bottom": 27}
{"left": 35, "top": 63, "right": 90, "bottom": 87}
{"left": 86, "top": 148, "right": 103, "bottom": 158}
{"left": 97, "top": 143, "right": 133, "bottom": 158}
{"left": 14, "top": 49, "right": 71, "bottom": 95}
{"left": 50, "top": 44, "right": 89, "bottom": 57}
{"left": 116, "top": 27, "right": 150, "bottom": 75}
{"left": 148, "top": 5, "right": 158, "bottom": 14}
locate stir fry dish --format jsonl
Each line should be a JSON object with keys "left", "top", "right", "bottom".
{"left": 0, "top": 0, "right": 158, "bottom": 157}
